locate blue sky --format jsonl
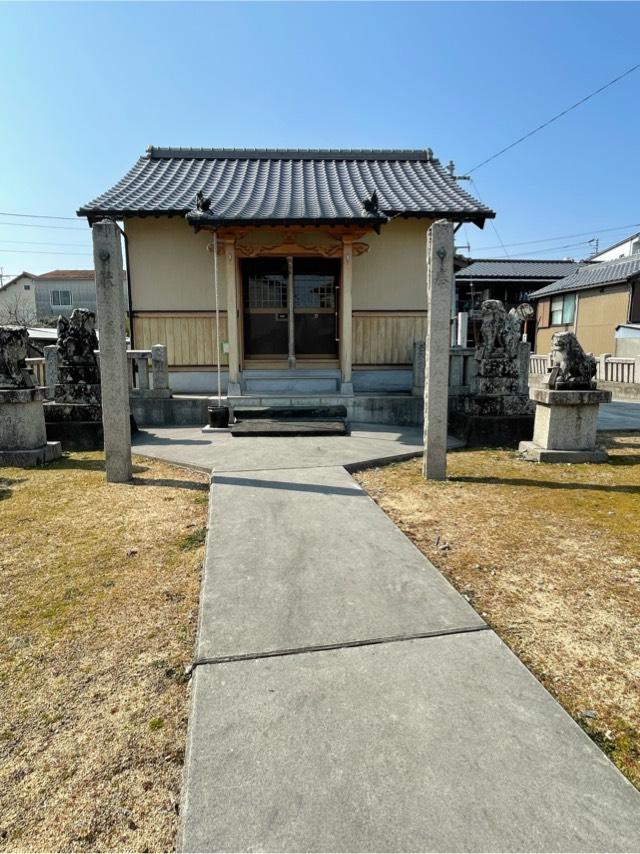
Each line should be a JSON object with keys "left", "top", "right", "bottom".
{"left": 1, "top": 0, "right": 639, "bottom": 277}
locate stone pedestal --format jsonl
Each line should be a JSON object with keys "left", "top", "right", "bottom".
{"left": 0, "top": 387, "right": 61, "bottom": 466}
{"left": 519, "top": 388, "right": 612, "bottom": 463}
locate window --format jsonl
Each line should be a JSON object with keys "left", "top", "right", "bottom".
{"left": 50, "top": 289, "right": 72, "bottom": 307}
{"left": 550, "top": 293, "right": 575, "bottom": 325}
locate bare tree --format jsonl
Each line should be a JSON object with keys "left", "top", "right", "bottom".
{"left": 0, "top": 291, "right": 37, "bottom": 327}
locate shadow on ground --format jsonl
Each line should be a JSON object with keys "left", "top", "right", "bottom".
{"left": 0, "top": 477, "right": 26, "bottom": 501}
{"left": 214, "top": 474, "right": 365, "bottom": 497}
{"left": 450, "top": 475, "right": 640, "bottom": 495}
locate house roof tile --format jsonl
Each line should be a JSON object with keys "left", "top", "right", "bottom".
{"left": 529, "top": 257, "right": 640, "bottom": 299}
{"left": 456, "top": 258, "right": 580, "bottom": 280}
{"left": 77, "top": 147, "right": 494, "bottom": 227}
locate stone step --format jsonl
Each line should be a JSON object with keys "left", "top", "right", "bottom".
{"left": 230, "top": 419, "right": 348, "bottom": 437}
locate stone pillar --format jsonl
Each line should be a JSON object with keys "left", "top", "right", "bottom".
{"left": 517, "top": 341, "right": 531, "bottom": 394}
{"left": 133, "top": 355, "right": 148, "bottom": 390}
{"left": 43, "top": 345, "right": 58, "bottom": 398}
{"left": 412, "top": 340, "right": 425, "bottom": 397}
{"left": 223, "top": 238, "right": 241, "bottom": 396}
{"left": 340, "top": 238, "right": 354, "bottom": 395}
{"left": 634, "top": 356, "right": 640, "bottom": 386}
{"left": 423, "top": 220, "right": 454, "bottom": 480}
{"left": 92, "top": 220, "right": 132, "bottom": 483}
{"left": 151, "top": 344, "right": 169, "bottom": 391}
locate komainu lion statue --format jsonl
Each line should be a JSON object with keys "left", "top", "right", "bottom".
{"left": 477, "top": 300, "right": 534, "bottom": 360}
{"left": 546, "top": 331, "right": 597, "bottom": 390}
{"left": 0, "top": 326, "right": 34, "bottom": 389}
{"left": 56, "top": 309, "right": 99, "bottom": 364}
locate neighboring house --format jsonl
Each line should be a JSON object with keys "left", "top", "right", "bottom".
{"left": 78, "top": 146, "right": 494, "bottom": 394}
{"left": 455, "top": 259, "right": 579, "bottom": 348}
{"left": 529, "top": 256, "right": 640, "bottom": 356}
{"left": 590, "top": 230, "right": 640, "bottom": 262}
{"left": 0, "top": 271, "right": 38, "bottom": 324}
{"left": 35, "top": 270, "right": 97, "bottom": 320}
{"left": 0, "top": 269, "right": 99, "bottom": 324}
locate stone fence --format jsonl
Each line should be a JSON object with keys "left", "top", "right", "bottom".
{"left": 530, "top": 352, "right": 640, "bottom": 401}
{"left": 26, "top": 344, "right": 171, "bottom": 399}
{"left": 412, "top": 344, "right": 497, "bottom": 396}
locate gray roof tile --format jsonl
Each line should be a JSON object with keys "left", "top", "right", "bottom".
{"left": 77, "top": 147, "right": 494, "bottom": 226}
{"left": 529, "top": 257, "right": 640, "bottom": 299}
{"left": 456, "top": 258, "right": 580, "bottom": 280}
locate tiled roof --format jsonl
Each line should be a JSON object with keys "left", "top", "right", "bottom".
{"left": 529, "top": 257, "right": 640, "bottom": 299}
{"left": 77, "top": 147, "right": 494, "bottom": 227}
{"left": 456, "top": 259, "right": 580, "bottom": 280}
{"left": 38, "top": 269, "right": 95, "bottom": 280}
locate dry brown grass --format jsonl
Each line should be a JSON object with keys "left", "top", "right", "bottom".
{"left": 0, "top": 453, "right": 209, "bottom": 853}
{"left": 355, "top": 433, "right": 640, "bottom": 789}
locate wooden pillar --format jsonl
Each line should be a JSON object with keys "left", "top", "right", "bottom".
{"left": 340, "top": 238, "right": 354, "bottom": 395}
{"left": 223, "top": 238, "right": 241, "bottom": 395}
{"left": 287, "top": 256, "right": 295, "bottom": 369}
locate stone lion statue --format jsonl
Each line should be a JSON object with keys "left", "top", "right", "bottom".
{"left": 57, "top": 309, "right": 99, "bottom": 365}
{"left": 477, "top": 300, "right": 534, "bottom": 360}
{"left": 546, "top": 331, "right": 597, "bottom": 390}
{"left": 0, "top": 325, "right": 34, "bottom": 389}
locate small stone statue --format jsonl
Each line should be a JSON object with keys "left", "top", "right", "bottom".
{"left": 477, "top": 300, "right": 534, "bottom": 360}
{"left": 0, "top": 326, "right": 35, "bottom": 389}
{"left": 545, "top": 331, "right": 597, "bottom": 391}
{"left": 56, "top": 309, "right": 99, "bottom": 364}
{"left": 54, "top": 309, "right": 101, "bottom": 405}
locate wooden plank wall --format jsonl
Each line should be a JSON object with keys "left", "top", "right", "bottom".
{"left": 353, "top": 311, "right": 427, "bottom": 365}
{"left": 132, "top": 312, "right": 228, "bottom": 367}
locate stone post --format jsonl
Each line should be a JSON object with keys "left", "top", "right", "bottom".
{"left": 634, "top": 356, "right": 640, "bottom": 386}
{"left": 92, "top": 220, "right": 132, "bottom": 482}
{"left": 412, "top": 340, "right": 425, "bottom": 397}
{"left": 517, "top": 341, "right": 531, "bottom": 394}
{"left": 43, "top": 345, "right": 59, "bottom": 398}
{"left": 423, "top": 220, "right": 454, "bottom": 480}
{"left": 151, "top": 344, "right": 169, "bottom": 391}
{"left": 599, "top": 353, "right": 611, "bottom": 383}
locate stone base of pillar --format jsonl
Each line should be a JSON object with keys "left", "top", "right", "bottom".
{"left": 520, "top": 387, "right": 612, "bottom": 464}
{"left": 340, "top": 382, "right": 354, "bottom": 396}
{"left": 0, "top": 387, "right": 62, "bottom": 467}
{"left": 0, "top": 441, "right": 62, "bottom": 468}
{"left": 518, "top": 441, "right": 608, "bottom": 464}
{"left": 227, "top": 381, "right": 242, "bottom": 396}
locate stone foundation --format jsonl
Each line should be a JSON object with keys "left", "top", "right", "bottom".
{"left": 519, "top": 388, "right": 612, "bottom": 464}
{"left": 0, "top": 387, "right": 62, "bottom": 467}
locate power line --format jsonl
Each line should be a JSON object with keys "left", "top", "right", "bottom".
{"left": 472, "top": 222, "right": 640, "bottom": 252}
{"left": 0, "top": 211, "right": 79, "bottom": 221}
{"left": 0, "top": 220, "right": 87, "bottom": 231}
{"left": 469, "top": 178, "right": 512, "bottom": 260}
{"left": 465, "top": 61, "right": 640, "bottom": 174}
{"left": 0, "top": 238, "right": 90, "bottom": 248}
{"left": 0, "top": 248, "right": 93, "bottom": 256}
{"left": 473, "top": 239, "right": 593, "bottom": 258}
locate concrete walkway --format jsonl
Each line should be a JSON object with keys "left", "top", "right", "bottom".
{"left": 131, "top": 422, "right": 640, "bottom": 852}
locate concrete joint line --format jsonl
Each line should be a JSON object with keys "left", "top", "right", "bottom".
{"left": 186, "top": 623, "right": 491, "bottom": 677}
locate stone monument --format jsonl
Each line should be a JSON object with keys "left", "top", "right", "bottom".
{"left": 0, "top": 325, "right": 61, "bottom": 466}
{"left": 448, "top": 300, "right": 534, "bottom": 447}
{"left": 43, "top": 309, "right": 104, "bottom": 450}
{"left": 423, "top": 220, "right": 454, "bottom": 480}
{"left": 519, "top": 331, "right": 612, "bottom": 463}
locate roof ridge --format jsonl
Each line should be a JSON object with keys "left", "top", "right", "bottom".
{"left": 145, "top": 146, "right": 438, "bottom": 162}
